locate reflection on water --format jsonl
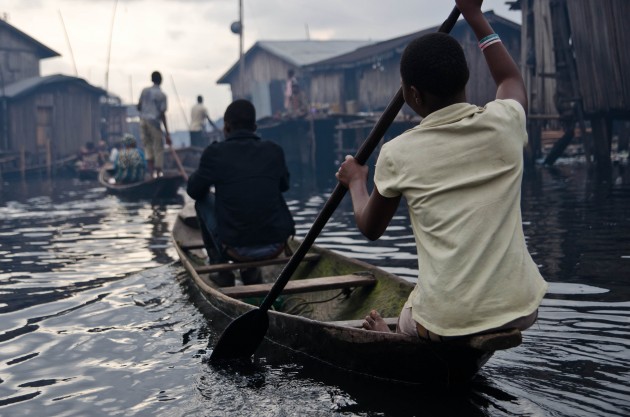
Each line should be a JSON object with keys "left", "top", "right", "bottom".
{"left": 0, "top": 165, "right": 629, "bottom": 416}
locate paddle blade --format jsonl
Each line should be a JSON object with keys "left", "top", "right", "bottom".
{"left": 209, "top": 309, "right": 269, "bottom": 361}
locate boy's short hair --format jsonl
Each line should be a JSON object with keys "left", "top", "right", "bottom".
{"left": 224, "top": 99, "right": 256, "bottom": 131}
{"left": 151, "top": 71, "right": 162, "bottom": 84}
{"left": 400, "top": 33, "right": 469, "bottom": 98}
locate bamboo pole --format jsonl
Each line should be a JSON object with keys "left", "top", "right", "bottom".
{"left": 20, "top": 145, "right": 25, "bottom": 179}
{"left": 46, "top": 138, "right": 52, "bottom": 178}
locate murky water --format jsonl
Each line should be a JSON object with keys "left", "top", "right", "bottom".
{"left": 0, "top": 164, "right": 629, "bottom": 416}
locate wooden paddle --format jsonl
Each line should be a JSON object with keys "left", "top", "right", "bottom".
{"left": 169, "top": 146, "right": 189, "bottom": 181}
{"left": 210, "top": 6, "right": 462, "bottom": 361}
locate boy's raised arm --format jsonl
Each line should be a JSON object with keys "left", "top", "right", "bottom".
{"left": 456, "top": 0, "right": 527, "bottom": 111}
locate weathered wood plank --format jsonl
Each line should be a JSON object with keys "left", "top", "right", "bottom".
{"left": 194, "top": 253, "right": 321, "bottom": 274}
{"left": 179, "top": 241, "right": 206, "bottom": 250}
{"left": 329, "top": 317, "right": 398, "bottom": 329}
{"left": 219, "top": 273, "right": 376, "bottom": 298}
{"left": 327, "top": 320, "right": 522, "bottom": 352}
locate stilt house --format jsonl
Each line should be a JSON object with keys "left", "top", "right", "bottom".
{"left": 0, "top": 18, "right": 105, "bottom": 176}
{"left": 509, "top": 0, "right": 630, "bottom": 171}
{"left": 217, "top": 40, "right": 373, "bottom": 119}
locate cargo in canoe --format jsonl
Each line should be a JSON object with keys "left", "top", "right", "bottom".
{"left": 99, "top": 164, "right": 184, "bottom": 199}
{"left": 171, "top": 205, "right": 522, "bottom": 386}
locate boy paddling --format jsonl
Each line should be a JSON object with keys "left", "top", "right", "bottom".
{"left": 336, "top": 0, "right": 547, "bottom": 340}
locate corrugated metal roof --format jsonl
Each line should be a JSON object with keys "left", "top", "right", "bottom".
{"left": 258, "top": 40, "right": 373, "bottom": 66}
{"left": 217, "top": 40, "right": 373, "bottom": 83}
{"left": 0, "top": 19, "right": 60, "bottom": 59}
{"left": 306, "top": 11, "right": 520, "bottom": 70}
{"left": 3, "top": 74, "right": 106, "bottom": 99}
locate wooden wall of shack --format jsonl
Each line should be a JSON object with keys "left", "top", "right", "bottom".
{"left": 309, "top": 72, "right": 344, "bottom": 112}
{"left": 356, "top": 62, "right": 402, "bottom": 113}
{"left": 229, "top": 48, "right": 294, "bottom": 116}
{"left": 7, "top": 83, "right": 101, "bottom": 165}
{"left": 565, "top": 0, "right": 630, "bottom": 116}
{"left": 525, "top": 1, "right": 558, "bottom": 121}
{"left": 519, "top": 0, "right": 630, "bottom": 170}
{"left": 0, "top": 24, "right": 42, "bottom": 85}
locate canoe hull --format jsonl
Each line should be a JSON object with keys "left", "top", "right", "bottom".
{"left": 99, "top": 166, "right": 184, "bottom": 199}
{"left": 172, "top": 213, "right": 501, "bottom": 385}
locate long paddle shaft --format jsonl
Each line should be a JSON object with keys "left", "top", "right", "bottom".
{"left": 169, "top": 146, "right": 189, "bottom": 181}
{"left": 210, "top": 6, "right": 461, "bottom": 361}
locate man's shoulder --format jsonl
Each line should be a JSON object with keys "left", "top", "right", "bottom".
{"left": 258, "top": 139, "right": 285, "bottom": 153}
{"left": 153, "top": 86, "right": 167, "bottom": 98}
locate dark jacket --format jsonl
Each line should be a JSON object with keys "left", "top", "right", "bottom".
{"left": 186, "top": 130, "right": 295, "bottom": 247}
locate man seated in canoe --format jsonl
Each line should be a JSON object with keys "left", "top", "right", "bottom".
{"left": 336, "top": 0, "right": 547, "bottom": 342}
{"left": 113, "top": 134, "right": 147, "bottom": 184}
{"left": 186, "top": 99, "right": 296, "bottom": 287}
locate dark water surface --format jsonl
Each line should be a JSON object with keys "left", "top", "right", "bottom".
{"left": 0, "top": 164, "right": 628, "bottom": 416}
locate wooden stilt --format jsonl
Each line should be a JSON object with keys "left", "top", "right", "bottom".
{"left": 591, "top": 115, "right": 613, "bottom": 180}
{"left": 20, "top": 146, "right": 25, "bottom": 179}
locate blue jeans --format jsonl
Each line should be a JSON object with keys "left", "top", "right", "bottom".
{"left": 195, "top": 194, "right": 284, "bottom": 264}
{"left": 194, "top": 194, "right": 224, "bottom": 264}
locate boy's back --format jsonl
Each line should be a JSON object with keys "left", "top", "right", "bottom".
{"left": 376, "top": 99, "right": 546, "bottom": 336}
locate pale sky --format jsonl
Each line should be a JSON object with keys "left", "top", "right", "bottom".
{"left": 2, "top": 0, "right": 520, "bottom": 131}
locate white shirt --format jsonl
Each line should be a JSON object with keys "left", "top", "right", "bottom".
{"left": 138, "top": 84, "right": 167, "bottom": 122}
{"left": 190, "top": 103, "right": 209, "bottom": 131}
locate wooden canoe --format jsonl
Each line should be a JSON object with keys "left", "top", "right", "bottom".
{"left": 171, "top": 205, "right": 522, "bottom": 386}
{"left": 98, "top": 164, "right": 184, "bottom": 199}
{"left": 76, "top": 165, "right": 100, "bottom": 181}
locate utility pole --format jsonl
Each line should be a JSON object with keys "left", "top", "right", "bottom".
{"left": 240, "top": 0, "right": 244, "bottom": 98}
{"left": 231, "top": 0, "right": 245, "bottom": 98}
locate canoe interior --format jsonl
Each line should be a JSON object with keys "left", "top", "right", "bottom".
{"left": 172, "top": 212, "right": 412, "bottom": 323}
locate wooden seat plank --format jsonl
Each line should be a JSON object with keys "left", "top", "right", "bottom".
{"left": 329, "top": 317, "right": 398, "bottom": 329}
{"left": 180, "top": 241, "right": 205, "bottom": 250}
{"left": 194, "top": 253, "right": 321, "bottom": 274}
{"left": 220, "top": 273, "right": 376, "bottom": 299}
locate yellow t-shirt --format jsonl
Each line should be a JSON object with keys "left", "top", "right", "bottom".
{"left": 374, "top": 99, "right": 548, "bottom": 336}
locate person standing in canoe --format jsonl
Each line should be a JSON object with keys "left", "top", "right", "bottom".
{"left": 137, "top": 70, "right": 171, "bottom": 178}
{"left": 186, "top": 99, "right": 295, "bottom": 287}
{"left": 189, "top": 95, "right": 219, "bottom": 148}
{"left": 336, "top": 0, "right": 547, "bottom": 341}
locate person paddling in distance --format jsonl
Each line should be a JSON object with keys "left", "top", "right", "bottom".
{"left": 336, "top": 0, "right": 547, "bottom": 341}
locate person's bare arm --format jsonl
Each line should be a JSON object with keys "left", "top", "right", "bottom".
{"left": 456, "top": 0, "right": 527, "bottom": 111}
{"left": 336, "top": 156, "right": 401, "bottom": 240}
{"left": 206, "top": 116, "right": 219, "bottom": 131}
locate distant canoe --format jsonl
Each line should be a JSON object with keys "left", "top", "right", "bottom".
{"left": 76, "top": 165, "right": 100, "bottom": 181}
{"left": 98, "top": 164, "right": 184, "bottom": 199}
{"left": 172, "top": 205, "right": 523, "bottom": 386}
{"left": 0, "top": 154, "right": 77, "bottom": 179}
